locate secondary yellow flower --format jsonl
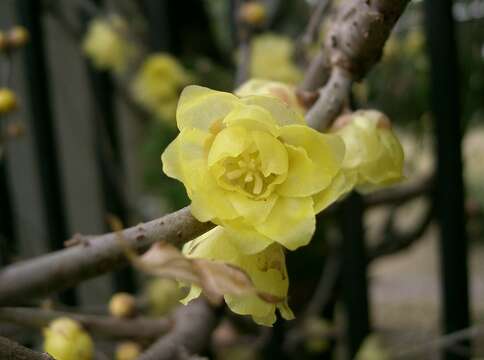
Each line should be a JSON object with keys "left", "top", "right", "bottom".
{"left": 250, "top": 33, "right": 302, "bottom": 84}
{"left": 0, "top": 88, "right": 17, "bottom": 114}
{"left": 82, "top": 15, "right": 134, "bottom": 74}
{"left": 43, "top": 318, "right": 93, "bottom": 360}
{"left": 331, "top": 110, "right": 404, "bottom": 192}
{"left": 181, "top": 226, "right": 294, "bottom": 326}
{"left": 132, "top": 53, "right": 191, "bottom": 122}
{"left": 162, "top": 84, "right": 345, "bottom": 253}
{"left": 235, "top": 78, "right": 305, "bottom": 116}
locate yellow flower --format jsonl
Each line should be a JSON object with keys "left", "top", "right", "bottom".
{"left": 115, "top": 341, "right": 142, "bottom": 360}
{"left": 331, "top": 110, "right": 404, "bottom": 192}
{"left": 181, "top": 226, "right": 294, "bottom": 326}
{"left": 235, "top": 78, "right": 305, "bottom": 116}
{"left": 162, "top": 84, "right": 345, "bottom": 253}
{"left": 0, "top": 88, "right": 17, "bottom": 114}
{"left": 250, "top": 33, "right": 302, "bottom": 84}
{"left": 145, "top": 278, "right": 185, "bottom": 316}
{"left": 132, "top": 53, "right": 191, "bottom": 123}
{"left": 82, "top": 15, "right": 134, "bottom": 74}
{"left": 43, "top": 318, "right": 93, "bottom": 360}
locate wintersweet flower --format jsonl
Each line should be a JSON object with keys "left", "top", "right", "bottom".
{"left": 43, "top": 318, "right": 93, "bottom": 360}
{"left": 82, "top": 16, "right": 134, "bottom": 74}
{"left": 181, "top": 226, "right": 294, "bottom": 326}
{"left": 162, "top": 84, "right": 345, "bottom": 253}
{"left": 132, "top": 53, "right": 192, "bottom": 123}
{"left": 331, "top": 110, "right": 404, "bottom": 192}
{"left": 250, "top": 33, "right": 303, "bottom": 84}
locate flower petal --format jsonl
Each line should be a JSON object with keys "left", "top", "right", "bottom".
{"left": 255, "top": 196, "right": 315, "bottom": 250}
{"left": 222, "top": 220, "right": 274, "bottom": 254}
{"left": 228, "top": 193, "right": 278, "bottom": 225}
{"left": 312, "top": 170, "right": 357, "bottom": 213}
{"left": 176, "top": 85, "right": 239, "bottom": 131}
{"left": 252, "top": 130, "right": 288, "bottom": 176}
{"left": 277, "top": 125, "right": 345, "bottom": 197}
{"left": 223, "top": 104, "right": 280, "bottom": 136}
{"left": 241, "top": 95, "right": 304, "bottom": 126}
{"left": 207, "top": 126, "right": 249, "bottom": 167}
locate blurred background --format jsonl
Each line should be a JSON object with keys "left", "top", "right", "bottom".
{"left": 0, "top": 0, "right": 483, "bottom": 359}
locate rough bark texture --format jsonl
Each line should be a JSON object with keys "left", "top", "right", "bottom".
{"left": 0, "top": 336, "right": 54, "bottom": 360}
{"left": 0, "top": 207, "right": 214, "bottom": 305}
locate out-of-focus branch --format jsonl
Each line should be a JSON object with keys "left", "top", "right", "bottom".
{"left": 0, "top": 307, "right": 172, "bottom": 341}
{"left": 138, "top": 300, "right": 216, "bottom": 360}
{"left": 299, "top": 0, "right": 330, "bottom": 49}
{"left": 393, "top": 324, "right": 484, "bottom": 358}
{"left": 303, "top": 0, "right": 410, "bottom": 130}
{"left": 367, "top": 201, "right": 434, "bottom": 263}
{"left": 0, "top": 207, "right": 214, "bottom": 306}
{"left": 0, "top": 336, "right": 54, "bottom": 360}
{"left": 364, "top": 175, "right": 433, "bottom": 207}
{"left": 234, "top": 0, "right": 253, "bottom": 87}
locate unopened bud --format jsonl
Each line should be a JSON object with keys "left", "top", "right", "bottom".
{"left": 146, "top": 278, "right": 185, "bottom": 316}
{"left": 239, "top": 2, "right": 267, "bottom": 27}
{"left": 0, "top": 88, "right": 17, "bottom": 115}
{"left": 7, "top": 26, "right": 29, "bottom": 48}
{"left": 43, "top": 317, "right": 93, "bottom": 360}
{"left": 109, "top": 292, "right": 136, "bottom": 318}
{"left": 115, "top": 341, "right": 142, "bottom": 360}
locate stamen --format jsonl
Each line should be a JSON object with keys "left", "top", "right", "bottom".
{"left": 244, "top": 173, "right": 254, "bottom": 183}
{"left": 226, "top": 169, "right": 245, "bottom": 180}
{"left": 253, "top": 173, "right": 263, "bottom": 195}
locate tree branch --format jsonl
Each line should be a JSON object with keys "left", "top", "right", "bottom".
{"left": 138, "top": 300, "right": 216, "bottom": 360}
{"left": 0, "top": 307, "right": 172, "bottom": 341}
{"left": 0, "top": 207, "right": 214, "bottom": 305}
{"left": 0, "top": 336, "right": 54, "bottom": 360}
{"left": 303, "top": 0, "right": 410, "bottom": 130}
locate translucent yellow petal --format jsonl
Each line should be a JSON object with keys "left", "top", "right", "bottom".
{"left": 180, "top": 285, "right": 202, "bottom": 305}
{"left": 313, "top": 170, "right": 357, "bottom": 213}
{"left": 222, "top": 220, "right": 274, "bottom": 254}
{"left": 223, "top": 104, "right": 280, "bottom": 136}
{"left": 176, "top": 85, "right": 239, "bottom": 131}
{"left": 255, "top": 196, "right": 315, "bottom": 250}
{"left": 252, "top": 130, "right": 288, "bottom": 176}
{"left": 241, "top": 95, "right": 304, "bottom": 126}
{"left": 207, "top": 126, "right": 249, "bottom": 166}
{"left": 277, "top": 126, "right": 345, "bottom": 197}
{"left": 228, "top": 193, "right": 278, "bottom": 225}
{"left": 161, "top": 136, "right": 183, "bottom": 182}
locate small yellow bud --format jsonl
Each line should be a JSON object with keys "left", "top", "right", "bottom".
{"left": 115, "top": 341, "right": 142, "bottom": 360}
{"left": 43, "top": 317, "right": 93, "bottom": 360}
{"left": 145, "top": 278, "right": 185, "bottom": 316}
{"left": 239, "top": 2, "right": 267, "bottom": 27}
{"left": 0, "top": 88, "right": 17, "bottom": 114}
{"left": 7, "top": 26, "right": 29, "bottom": 48}
{"left": 109, "top": 292, "right": 136, "bottom": 318}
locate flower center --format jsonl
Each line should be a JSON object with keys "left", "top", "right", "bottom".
{"left": 219, "top": 149, "right": 275, "bottom": 198}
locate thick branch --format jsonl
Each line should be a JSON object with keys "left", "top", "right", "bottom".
{"left": 0, "top": 307, "right": 172, "bottom": 341}
{"left": 0, "top": 336, "right": 54, "bottom": 360}
{"left": 303, "top": 0, "right": 410, "bottom": 129}
{"left": 0, "top": 207, "right": 214, "bottom": 305}
{"left": 138, "top": 300, "right": 216, "bottom": 360}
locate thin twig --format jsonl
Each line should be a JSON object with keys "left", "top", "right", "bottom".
{"left": 0, "top": 207, "right": 214, "bottom": 306}
{"left": 234, "top": 0, "right": 252, "bottom": 87}
{"left": 393, "top": 324, "right": 484, "bottom": 358}
{"left": 137, "top": 300, "right": 216, "bottom": 360}
{"left": 0, "top": 335, "right": 54, "bottom": 360}
{"left": 0, "top": 307, "right": 172, "bottom": 341}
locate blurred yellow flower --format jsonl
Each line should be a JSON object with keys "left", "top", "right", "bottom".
{"left": 132, "top": 53, "right": 191, "bottom": 123}
{"left": 0, "top": 88, "right": 17, "bottom": 114}
{"left": 181, "top": 226, "right": 294, "bottom": 326}
{"left": 250, "top": 33, "right": 302, "bottom": 84}
{"left": 162, "top": 84, "right": 345, "bottom": 253}
{"left": 145, "top": 278, "right": 185, "bottom": 316}
{"left": 43, "top": 317, "right": 93, "bottom": 360}
{"left": 331, "top": 110, "right": 404, "bottom": 193}
{"left": 82, "top": 16, "right": 134, "bottom": 74}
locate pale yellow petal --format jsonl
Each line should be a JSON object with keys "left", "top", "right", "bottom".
{"left": 255, "top": 196, "right": 315, "bottom": 250}
{"left": 241, "top": 95, "right": 304, "bottom": 126}
{"left": 207, "top": 126, "right": 249, "bottom": 166}
{"left": 277, "top": 126, "right": 345, "bottom": 197}
{"left": 176, "top": 85, "right": 239, "bottom": 131}
{"left": 223, "top": 104, "right": 280, "bottom": 136}
{"left": 228, "top": 193, "right": 278, "bottom": 225}
{"left": 252, "top": 130, "right": 288, "bottom": 176}
{"left": 313, "top": 170, "right": 357, "bottom": 213}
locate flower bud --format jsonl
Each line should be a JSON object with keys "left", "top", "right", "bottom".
{"left": 239, "top": 2, "right": 267, "bottom": 27}
{"left": 145, "top": 278, "right": 185, "bottom": 316}
{"left": 43, "top": 317, "right": 93, "bottom": 360}
{"left": 109, "top": 292, "right": 136, "bottom": 318}
{"left": 115, "top": 341, "right": 142, "bottom": 360}
{"left": 331, "top": 110, "right": 404, "bottom": 192}
{"left": 7, "top": 26, "right": 29, "bottom": 48}
{"left": 0, "top": 88, "right": 17, "bottom": 114}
